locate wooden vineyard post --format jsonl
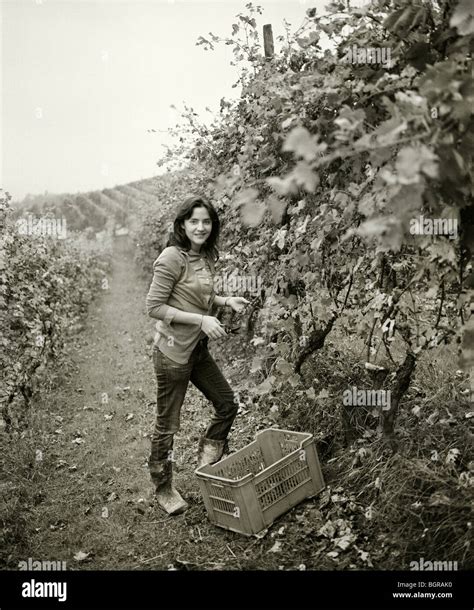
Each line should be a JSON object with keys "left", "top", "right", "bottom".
{"left": 460, "top": 295, "right": 474, "bottom": 403}
{"left": 263, "top": 24, "right": 274, "bottom": 59}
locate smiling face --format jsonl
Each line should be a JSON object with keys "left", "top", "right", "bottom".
{"left": 183, "top": 206, "right": 212, "bottom": 253}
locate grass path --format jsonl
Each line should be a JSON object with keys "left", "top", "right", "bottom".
{"left": 16, "top": 238, "right": 322, "bottom": 571}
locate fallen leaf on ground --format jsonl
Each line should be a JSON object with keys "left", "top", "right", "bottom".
{"left": 268, "top": 541, "right": 282, "bottom": 553}
{"left": 335, "top": 533, "right": 356, "bottom": 550}
{"left": 318, "top": 520, "right": 336, "bottom": 538}
{"left": 446, "top": 448, "right": 460, "bottom": 464}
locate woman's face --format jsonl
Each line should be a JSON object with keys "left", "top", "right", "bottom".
{"left": 183, "top": 206, "right": 212, "bottom": 252}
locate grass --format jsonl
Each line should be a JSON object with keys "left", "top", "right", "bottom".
{"left": 272, "top": 332, "right": 473, "bottom": 570}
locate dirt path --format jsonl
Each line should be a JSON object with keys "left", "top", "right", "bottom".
{"left": 16, "top": 237, "right": 318, "bottom": 571}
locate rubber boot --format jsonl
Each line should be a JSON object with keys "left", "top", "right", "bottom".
{"left": 196, "top": 437, "right": 227, "bottom": 470}
{"left": 149, "top": 459, "right": 188, "bottom": 515}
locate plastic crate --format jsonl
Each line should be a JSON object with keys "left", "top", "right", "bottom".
{"left": 195, "top": 428, "right": 325, "bottom": 536}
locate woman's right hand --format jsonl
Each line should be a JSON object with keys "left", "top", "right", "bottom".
{"left": 200, "top": 315, "right": 227, "bottom": 340}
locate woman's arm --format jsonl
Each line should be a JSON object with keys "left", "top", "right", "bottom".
{"left": 146, "top": 248, "right": 201, "bottom": 324}
{"left": 154, "top": 305, "right": 226, "bottom": 340}
{"left": 214, "top": 295, "right": 232, "bottom": 307}
{"left": 156, "top": 305, "right": 202, "bottom": 325}
{"left": 214, "top": 295, "right": 250, "bottom": 312}
{"left": 146, "top": 248, "right": 224, "bottom": 336}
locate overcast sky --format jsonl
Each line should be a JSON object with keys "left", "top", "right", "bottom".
{"left": 1, "top": 0, "right": 332, "bottom": 201}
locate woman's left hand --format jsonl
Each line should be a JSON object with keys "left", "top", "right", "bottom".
{"left": 227, "top": 297, "right": 250, "bottom": 313}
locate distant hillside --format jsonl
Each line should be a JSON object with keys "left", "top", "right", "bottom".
{"left": 11, "top": 174, "right": 171, "bottom": 233}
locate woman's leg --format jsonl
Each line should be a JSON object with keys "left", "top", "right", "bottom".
{"left": 190, "top": 346, "right": 239, "bottom": 442}
{"left": 150, "top": 348, "right": 192, "bottom": 510}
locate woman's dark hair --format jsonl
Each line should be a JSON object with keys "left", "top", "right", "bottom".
{"left": 166, "top": 195, "right": 220, "bottom": 262}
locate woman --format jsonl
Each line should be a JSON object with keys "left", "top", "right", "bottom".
{"left": 145, "top": 195, "right": 249, "bottom": 515}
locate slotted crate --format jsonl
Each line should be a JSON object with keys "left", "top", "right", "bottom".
{"left": 195, "top": 428, "right": 325, "bottom": 536}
